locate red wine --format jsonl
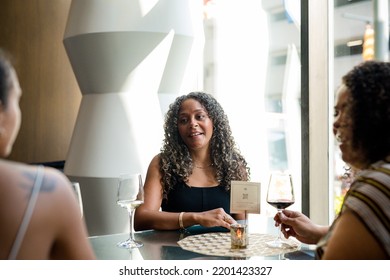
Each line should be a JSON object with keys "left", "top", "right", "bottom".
{"left": 267, "top": 200, "right": 294, "bottom": 210}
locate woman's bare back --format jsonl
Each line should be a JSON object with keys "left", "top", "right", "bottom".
{"left": 0, "top": 160, "right": 95, "bottom": 259}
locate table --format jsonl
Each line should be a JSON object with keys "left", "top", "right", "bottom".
{"left": 89, "top": 214, "right": 316, "bottom": 260}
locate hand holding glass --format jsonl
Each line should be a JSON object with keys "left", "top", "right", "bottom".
{"left": 116, "top": 173, "right": 144, "bottom": 249}
{"left": 266, "top": 172, "right": 295, "bottom": 248}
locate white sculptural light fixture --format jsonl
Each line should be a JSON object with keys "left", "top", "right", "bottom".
{"left": 63, "top": 0, "right": 203, "bottom": 235}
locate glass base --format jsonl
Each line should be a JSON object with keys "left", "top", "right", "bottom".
{"left": 266, "top": 238, "right": 290, "bottom": 249}
{"left": 117, "top": 239, "right": 143, "bottom": 249}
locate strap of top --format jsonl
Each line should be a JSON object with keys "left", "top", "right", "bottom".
{"left": 8, "top": 165, "right": 45, "bottom": 260}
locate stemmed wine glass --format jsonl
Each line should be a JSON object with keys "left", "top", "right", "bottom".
{"left": 266, "top": 172, "right": 295, "bottom": 248}
{"left": 116, "top": 173, "right": 144, "bottom": 249}
{"left": 71, "top": 182, "right": 84, "bottom": 218}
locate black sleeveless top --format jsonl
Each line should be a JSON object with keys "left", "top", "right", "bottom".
{"left": 161, "top": 181, "right": 232, "bottom": 214}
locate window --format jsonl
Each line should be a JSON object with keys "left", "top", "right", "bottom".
{"left": 203, "top": 0, "right": 302, "bottom": 215}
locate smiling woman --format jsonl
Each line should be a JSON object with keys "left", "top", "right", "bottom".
{"left": 333, "top": 85, "right": 367, "bottom": 170}
{"left": 134, "top": 91, "right": 250, "bottom": 231}
{"left": 177, "top": 99, "right": 214, "bottom": 152}
{"left": 273, "top": 61, "right": 390, "bottom": 260}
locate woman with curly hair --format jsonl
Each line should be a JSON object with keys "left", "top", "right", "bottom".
{"left": 273, "top": 61, "right": 390, "bottom": 259}
{"left": 134, "top": 92, "right": 250, "bottom": 231}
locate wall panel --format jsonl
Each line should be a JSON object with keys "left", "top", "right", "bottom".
{"left": 0, "top": 0, "right": 81, "bottom": 163}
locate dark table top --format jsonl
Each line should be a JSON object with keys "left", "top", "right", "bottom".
{"left": 89, "top": 214, "right": 316, "bottom": 260}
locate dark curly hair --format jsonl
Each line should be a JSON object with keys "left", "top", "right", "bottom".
{"left": 0, "top": 49, "right": 14, "bottom": 108}
{"left": 342, "top": 60, "right": 390, "bottom": 165}
{"left": 159, "top": 91, "right": 250, "bottom": 198}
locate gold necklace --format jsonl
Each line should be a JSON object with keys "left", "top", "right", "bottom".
{"left": 194, "top": 163, "right": 213, "bottom": 169}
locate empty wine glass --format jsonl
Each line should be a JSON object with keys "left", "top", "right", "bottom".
{"left": 71, "top": 182, "right": 83, "bottom": 218}
{"left": 116, "top": 173, "right": 144, "bottom": 249}
{"left": 266, "top": 172, "right": 295, "bottom": 248}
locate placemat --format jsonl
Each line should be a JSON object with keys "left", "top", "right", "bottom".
{"left": 178, "top": 232, "right": 300, "bottom": 258}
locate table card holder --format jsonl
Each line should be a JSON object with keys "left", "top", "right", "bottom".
{"left": 229, "top": 181, "right": 261, "bottom": 249}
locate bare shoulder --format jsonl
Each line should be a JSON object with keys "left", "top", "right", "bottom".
{"left": 150, "top": 154, "right": 161, "bottom": 168}
{"left": 38, "top": 168, "right": 77, "bottom": 212}
{"left": 40, "top": 166, "right": 72, "bottom": 193}
{"left": 27, "top": 164, "right": 72, "bottom": 196}
{"left": 0, "top": 161, "right": 74, "bottom": 205}
{"left": 0, "top": 160, "right": 69, "bottom": 192}
{"left": 146, "top": 154, "right": 163, "bottom": 182}
{"left": 0, "top": 160, "right": 94, "bottom": 259}
{"left": 143, "top": 154, "right": 161, "bottom": 182}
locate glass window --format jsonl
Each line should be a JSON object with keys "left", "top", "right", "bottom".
{"left": 203, "top": 0, "right": 302, "bottom": 215}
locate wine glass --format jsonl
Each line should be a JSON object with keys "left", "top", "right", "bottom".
{"left": 116, "top": 173, "right": 144, "bottom": 249}
{"left": 71, "top": 182, "right": 84, "bottom": 218}
{"left": 266, "top": 172, "right": 295, "bottom": 248}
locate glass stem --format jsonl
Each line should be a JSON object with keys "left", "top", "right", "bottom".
{"left": 128, "top": 208, "right": 136, "bottom": 241}
{"left": 277, "top": 210, "right": 282, "bottom": 241}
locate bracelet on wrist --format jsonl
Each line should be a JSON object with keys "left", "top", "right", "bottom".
{"left": 179, "top": 211, "right": 185, "bottom": 229}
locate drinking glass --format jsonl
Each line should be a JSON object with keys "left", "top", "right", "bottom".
{"left": 266, "top": 172, "right": 295, "bottom": 248}
{"left": 71, "top": 182, "right": 84, "bottom": 217}
{"left": 116, "top": 173, "right": 144, "bottom": 249}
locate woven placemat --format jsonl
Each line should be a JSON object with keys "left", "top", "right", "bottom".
{"left": 178, "top": 232, "right": 300, "bottom": 258}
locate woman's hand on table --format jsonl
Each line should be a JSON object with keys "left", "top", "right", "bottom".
{"left": 193, "top": 208, "right": 236, "bottom": 229}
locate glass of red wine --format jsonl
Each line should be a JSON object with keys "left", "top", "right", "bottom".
{"left": 266, "top": 172, "right": 295, "bottom": 248}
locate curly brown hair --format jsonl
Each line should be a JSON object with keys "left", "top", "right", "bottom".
{"left": 0, "top": 49, "right": 14, "bottom": 108}
{"left": 159, "top": 92, "right": 250, "bottom": 198}
{"left": 342, "top": 60, "right": 390, "bottom": 164}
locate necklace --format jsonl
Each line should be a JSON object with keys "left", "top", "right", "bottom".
{"left": 194, "top": 163, "right": 213, "bottom": 169}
